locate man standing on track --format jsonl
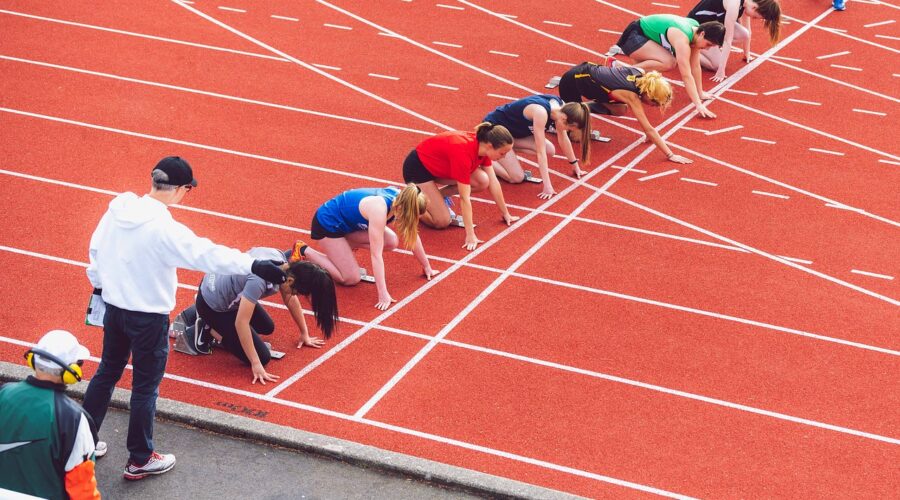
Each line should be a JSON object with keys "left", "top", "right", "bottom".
{"left": 82, "top": 156, "right": 287, "bottom": 481}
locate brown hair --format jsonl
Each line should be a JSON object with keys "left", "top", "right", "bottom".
{"left": 560, "top": 102, "right": 592, "bottom": 165}
{"left": 754, "top": 0, "right": 782, "bottom": 44}
{"left": 392, "top": 183, "right": 427, "bottom": 250}
{"left": 635, "top": 71, "right": 673, "bottom": 110}
{"left": 474, "top": 122, "right": 513, "bottom": 148}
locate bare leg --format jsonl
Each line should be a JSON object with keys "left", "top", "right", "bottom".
{"left": 629, "top": 42, "right": 677, "bottom": 72}
{"left": 416, "top": 180, "right": 452, "bottom": 229}
{"left": 699, "top": 46, "right": 723, "bottom": 71}
{"left": 303, "top": 237, "right": 361, "bottom": 285}
{"left": 493, "top": 148, "right": 525, "bottom": 183}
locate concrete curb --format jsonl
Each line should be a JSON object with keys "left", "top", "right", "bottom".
{"left": 1, "top": 361, "right": 583, "bottom": 500}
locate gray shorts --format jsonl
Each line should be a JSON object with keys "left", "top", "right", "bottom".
{"left": 616, "top": 20, "right": 651, "bottom": 56}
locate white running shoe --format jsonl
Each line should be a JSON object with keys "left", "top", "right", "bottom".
{"left": 94, "top": 441, "right": 108, "bottom": 459}
{"left": 123, "top": 451, "right": 176, "bottom": 480}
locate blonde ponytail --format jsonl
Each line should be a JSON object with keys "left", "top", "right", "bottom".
{"left": 392, "top": 183, "right": 427, "bottom": 250}
{"left": 635, "top": 71, "right": 673, "bottom": 111}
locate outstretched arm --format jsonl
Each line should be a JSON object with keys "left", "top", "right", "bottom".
{"left": 236, "top": 297, "right": 279, "bottom": 385}
{"left": 672, "top": 29, "right": 716, "bottom": 118}
{"left": 525, "top": 104, "right": 557, "bottom": 199}
{"left": 616, "top": 90, "right": 692, "bottom": 164}
{"left": 713, "top": 0, "right": 743, "bottom": 81}
{"left": 484, "top": 165, "right": 519, "bottom": 226}
{"left": 280, "top": 288, "right": 323, "bottom": 348}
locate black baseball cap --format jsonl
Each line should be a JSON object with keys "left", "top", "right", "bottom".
{"left": 154, "top": 156, "right": 198, "bottom": 187}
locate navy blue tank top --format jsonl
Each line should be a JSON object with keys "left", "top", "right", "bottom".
{"left": 483, "top": 94, "right": 562, "bottom": 139}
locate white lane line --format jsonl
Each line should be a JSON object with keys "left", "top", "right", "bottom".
{"left": 816, "top": 50, "right": 851, "bottom": 59}
{"left": 651, "top": 2, "right": 680, "bottom": 7}
{"left": 875, "top": 34, "right": 900, "bottom": 41}
{"left": 878, "top": 159, "right": 900, "bottom": 166}
{"left": 830, "top": 64, "right": 863, "bottom": 71}
{"left": 638, "top": 169, "right": 679, "bottom": 181}
{"left": 10, "top": 242, "right": 900, "bottom": 364}
{"left": 543, "top": 20, "right": 572, "bottom": 27}
{"left": 368, "top": 72, "right": 399, "bottom": 80}
{"left": 705, "top": 125, "right": 744, "bottom": 136}
{"left": 770, "top": 55, "right": 802, "bottom": 62}
{"left": 0, "top": 56, "right": 438, "bottom": 137}
{"left": 740, "top": 136, "right": 776, "bottom": 144}
{"left": 433, "top": 41, "right": 462, "bottom": 48}
{"left": 0, "top": 107, "right": 400, "bottom": 186}
{"left": 894, "top": 73, "right": 900, "bottom": 77}
{"left": 762, "top": 85, "right": 799, "bottom": 95}
{"left": 271, "top": 14, "right": 299, "bottom": 22}
{"left": 489, "top": 50, "right": 519, "bottom": 57}
{"left": 217, "top": 6, "right": 246, "bottom": 13}
{"left": 680, "top": 177, "right": 718, "bottom": 186}
{"left": 610, "top": 165, "right": 648, "bottom": 174}
{"left": 606, "top": 193, "right": 900, "bottom": 306}
{"left": 378, "top": 31, "right": 401, "bottom": 37}
{"left": 311, "top": 63, "right": 341, "bottom": 71}
{"left": 764, "top": 57, "right": 899, "bottom": 104}
{"left": 752, "top": 190, "right": 790, "bottom": 199}
{"left": 853, "top": 108, "right": 887, "bottom": 116}
{"left": 0, "top": 9, "right": 287, "bottom": 62}
{"left": 724, "top": 88, "right": 758, "bottom": 95}
{"left": 613, "top": 115, "right": 638, "bottom": 121}
{"left": 779, "top": 256, "right": 813, "bottom": 265}
{"left": 864, "top": 19, "right": 895, "bottom": 27}
{"left": 597, "top": 28, "right": 621, "bottom": 34}
{"left": 681, "top": 126, "right": 708, "bottom": 133}
{"left": 851, "top": 269, "right": 895, "bottom": 280}
{"left": 825, "top": 202, "right": 855, "bottom": 210}
{"left": 426, "top": 82, "right": 459, "bottom": 91}
{"left": 718, "top": 95, "right": 900, "bottom": 162}
{"left": 487, "top": 93, "right": 517, "bottom": 100}
{"left": 787, "top": 98, "right": 821, "bottom": 105}
{"left": 0, "top": 334, "right": 695, "bottom": 500}
{"left": 323, "top": 23, "right": 352, "bottom": 30}
{"left": 809, "top": 147, "right": 845, "bottom": 156}
{"left": 436, "top": 3, "right": 464, "bottom": 10}
{"left": 172, "top": 2, "right": 452, "bottom": 132}
{"left": 546, "top": 59, "right": 576, "bottom": 66}
{"left": 498, "top": 13, "right": 518, "bottom": 19}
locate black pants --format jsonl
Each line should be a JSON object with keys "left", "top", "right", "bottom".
{"left": 195, "top": 291, "right": 275, "bottom": 366}
{"left": 82, "top": 304, "right": 168, "bottom": 464}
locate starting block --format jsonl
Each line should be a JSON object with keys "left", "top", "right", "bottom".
{"left": 359, "top": 268, "right": 376, "bottom": 283}
{"left": 591, "top": 130, "right": 612, "bottom": 143}
{"left": 545, "top": 76, "right": 561, "bottom": 89}
{"left": 523, "top": 170, "right": 543, "bottom": 184}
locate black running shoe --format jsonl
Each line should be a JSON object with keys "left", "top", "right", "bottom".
{"left": 194, "top": 317, "right": 212, "bottom": 355}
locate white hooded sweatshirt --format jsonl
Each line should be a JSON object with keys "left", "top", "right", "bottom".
{"left": 87, "top": 192, "right": 254, "bottom": 314}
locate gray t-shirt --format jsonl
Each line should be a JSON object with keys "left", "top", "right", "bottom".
{"left": 200, "top": 247, "right": 286, "bottom": 312}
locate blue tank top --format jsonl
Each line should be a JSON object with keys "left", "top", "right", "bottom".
{"left": 315, "top": 187, "right": 399, "bottom": 234}
{"left": 483, "top": 94, "right": 562, "bottom": 139}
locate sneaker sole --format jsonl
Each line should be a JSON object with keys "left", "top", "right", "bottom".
{"left": 123, "top": 462, "right": 175, "bottom": 481}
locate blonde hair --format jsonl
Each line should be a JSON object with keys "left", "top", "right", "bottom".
{"left": 754, "top": 0, "right": 782, "bottom": 44}
{"left": 392, "top": 183, "right": 427, "bottom": 250}
{"left": 635, "top": 71, "right": 673, "bottom": 111}
{"left": 474, "top": 122, "right": 513, "bottom": 148}
{"left": 559, "top": 102, "right": 592, "bottom": 165}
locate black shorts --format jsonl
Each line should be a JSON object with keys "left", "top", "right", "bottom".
{"left": 559, "top": 62, "right": 613, "bottom": 105}
{"left": 310, "top": 211, "right": 346, "bottom": 240}
{"left": 402, "top": 149, "right": 436, "bottom": 184}
{"left": 616, "top": 20, "right": 651, "bottom": 56}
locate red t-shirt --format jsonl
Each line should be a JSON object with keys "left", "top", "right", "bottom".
{"left": 415, "top": 131, "right": 491, "bottom": 185}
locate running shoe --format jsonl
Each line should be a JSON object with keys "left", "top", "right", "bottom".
{"left": 94, "top": 441, "right": 108, "bottom": 459}
{"left": 289, "top": 239, "right": 307, "bottom": 262}
{"left": 194, "top": 317, "right": 212, "bottom": 355}
{"left": 607, "top": 45, "right": 624, "bottom": 57}
{"left": 123, "top": 451, "right": 176, "bottom": 480}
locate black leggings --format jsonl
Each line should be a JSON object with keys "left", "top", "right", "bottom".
{"left": 195, "top": 290, "right": 275, "bottom": 366}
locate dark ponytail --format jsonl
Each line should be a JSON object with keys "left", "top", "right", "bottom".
{"left": 474, "top": 122, "right": 513, "bottom": 148}
{"left": 288, "top": 261, "right": 338, "bottom": 339}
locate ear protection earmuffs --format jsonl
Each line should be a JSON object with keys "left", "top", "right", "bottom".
{"left": 24, "top": 348, "right": 83, "bottom": 385}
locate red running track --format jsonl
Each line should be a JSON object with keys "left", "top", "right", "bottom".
{"left": 1, "top": 1, "right": 898, "bottom": 497}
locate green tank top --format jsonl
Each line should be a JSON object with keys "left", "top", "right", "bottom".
{"left": 639, "top": 14, "right": 700, "bottom": 55}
